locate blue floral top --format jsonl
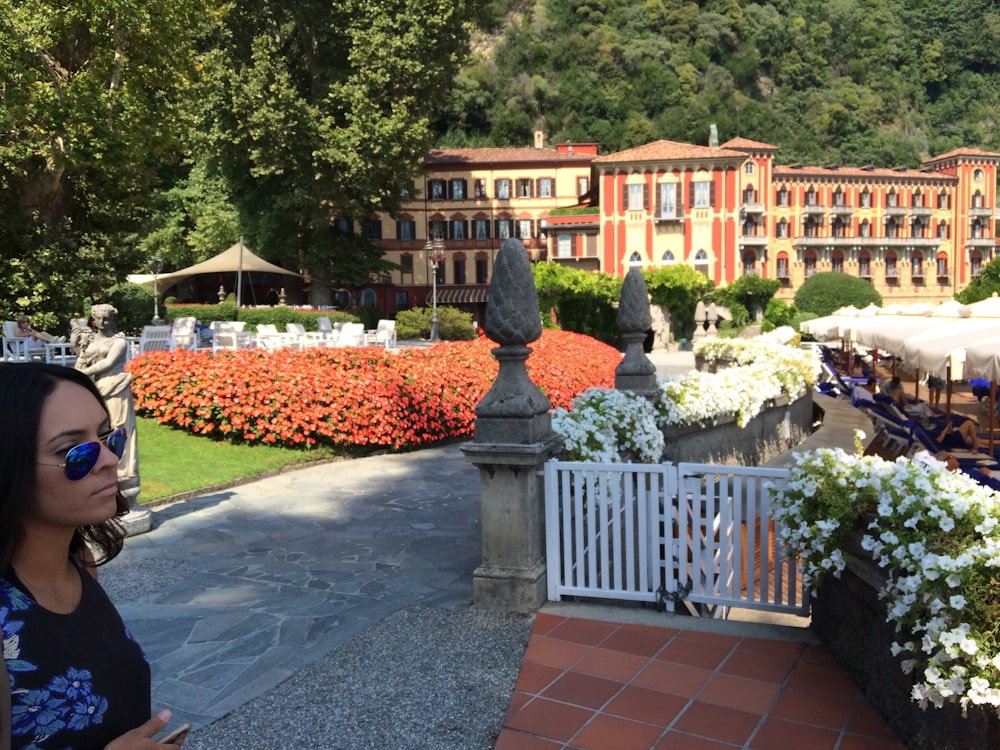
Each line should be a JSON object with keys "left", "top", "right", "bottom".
{"left": 1, "top": 564, "right": 150, "bottom": 749}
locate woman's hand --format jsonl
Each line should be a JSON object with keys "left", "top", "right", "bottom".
{"left": 104, "top": 709, "right": 185, "bottom": 748}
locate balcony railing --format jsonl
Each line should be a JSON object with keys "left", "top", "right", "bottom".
{"left": 739, "top": 233, "right": 769, "bottom": 246}
{"left": 967, "top": 236, "right": 996, "bottom": 248}
{"left": 828, "top": 204, "right": 854, "bottom": 216}
{"left": 741, "top": 201, "right": 765, "bottom": 215}
{"left": 970, "top": 206, "right": 993, "bottom": 218}
{"left": 801, "top": 203, "right": 826, "bottom": 216}
{"left": 883, "top": 205, "right": 908, "bottom": 217}
{"left": 910, "top": 205, "right": 933, "bottom": 217}
{"left": 654, "top": 210, "right": 685, "bottom": 223}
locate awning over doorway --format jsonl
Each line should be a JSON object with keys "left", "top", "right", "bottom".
{"left": 431, "top": 287, "right": 490, "bottom": 305}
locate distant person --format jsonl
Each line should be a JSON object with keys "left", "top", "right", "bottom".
{"left": 267, "top": 288, "right": 279, "bottom": 307}
{"left": 14, "top": 315, "right": 64, "bottom": 346}
{"left": 926, "top": 374, "right": 945, "bottom": 406}
{"left": 936, "top": 417, "right": 990, "bottom": 452}
{"left": 852, "top": 377, "right": 877, "bottom": 405}
{"left": 881, "top": 376, "right": 907, "bottom": 408}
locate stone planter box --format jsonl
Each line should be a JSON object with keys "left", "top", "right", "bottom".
{"left": 812, "top": 544, "right": 1000, "bottom": 749}
{"left": 660, "top": 391, "right": 813, "bottom": 465}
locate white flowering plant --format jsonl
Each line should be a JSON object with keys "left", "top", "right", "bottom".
{"left": 551, "top": 388, "right": 664, "bottom": 463}
{"left": 552, "top": 338, "right": 819, "bottom": 461}
{"left": 772, "top": 448, "right": 1000, "bottom": 712}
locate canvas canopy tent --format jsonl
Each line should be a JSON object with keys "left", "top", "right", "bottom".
{"left": 130, "top": 242, "right": 301, "bottom": 307}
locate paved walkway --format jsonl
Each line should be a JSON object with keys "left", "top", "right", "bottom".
{"left": 93, "top": 348, "right": 907, "bottom": 748}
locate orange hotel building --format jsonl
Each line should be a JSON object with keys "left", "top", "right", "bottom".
{"left": 357, "top": 132, "right": 999, "bottom": 319}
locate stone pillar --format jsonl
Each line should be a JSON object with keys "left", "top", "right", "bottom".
{"left": 462, "top": 238, "right": 563, "bottom": 612}
{"left": 615, "top": 266, "right": 659, "bottom": 400}
{"left": 693, "top": 300, "right": 707, "bottom": 340}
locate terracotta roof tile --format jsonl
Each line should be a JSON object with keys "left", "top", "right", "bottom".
{"left": 772, "top": 164, "right": 951, "bottom": 180}
{"left": 721, "top": 137, "right": 778, "bottom": 152}
{"left": 592, "top": 140, "right": 746, "bottom": 163}
{"left": 424, "top": 147, "right": 592, "bottom": 165}
{"left": 924, "top": 147, "right": 1000, "bottom": 163}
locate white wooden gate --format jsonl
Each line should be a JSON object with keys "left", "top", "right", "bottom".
{"left": 543, "top": 460, "right": 809, "bottom": 618}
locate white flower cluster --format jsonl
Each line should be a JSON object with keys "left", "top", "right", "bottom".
{"left": 773, "top": 449, "right": 1000, "bottom": 711}
{"left": 551, "top": 388, "right": 664, "bottom": 463}
{"left": 694, "top": 332, "right": 821, "bottom": 388}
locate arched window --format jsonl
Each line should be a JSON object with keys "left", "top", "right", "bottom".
{"left": 628, "top": 251, "right": 643, "bottom": 267}
{"left": 971, "top": 250, "right": 984, "bottom": 277}
{"left": 886, "top": 189, "right": 898, "bottom": 207}
{"left": 831, "top": 250, "right": 844, "bottom": 273}
{"left": 776, "top": 219, "right": 789, "bottom": 238}
{"left": 936, "top": 252, "right": 949, "bottom": 278}
{"left": 858, "top": 251, "right": 871, "bottom": 278}
{"left": 804, "top": 251, "right": 817, "bottom": 277}
{"left": 694, "top": 250, "right": 710, "bottom": 277}
{"left": 885, "top": 252, "right": 898, "bottom": 281}
{"left": 776, "top": 252, "right": 790, "bottom": 279}
{"left": 361, "top": 289, "right": 377, "bottom": 307}
{"left": 860, "top": 188, "right": 871, "bottom": 208}
{"left": 859, "top": 219, "right": 871, "bottom": 238}
{"left": 912, "top": 252, "right": 924, "bottom": 278}
{"left": 742, "top": 251, "right": 757, "bottom": 276}
{"left": 661, "top": 250, "right": 676, "bottom": 265}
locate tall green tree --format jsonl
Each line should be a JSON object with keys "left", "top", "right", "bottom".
{"left": 187, "top": 0, "right": 474, "bottom": 305}
{"left": 0, "top": 0, "right": 214, "bottom": 325}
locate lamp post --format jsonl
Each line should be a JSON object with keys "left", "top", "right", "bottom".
{"left": 426, "top": 238, "right": 445, "bottom": 341}
{"left": 151, "top": 255, "right": 164, "bottom": 324}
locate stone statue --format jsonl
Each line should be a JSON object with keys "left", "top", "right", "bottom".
{"left": 75, "top": 304, "right": 140, "bottom": 503}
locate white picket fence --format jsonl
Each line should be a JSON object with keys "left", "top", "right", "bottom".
{"left": 543, "top": 460, "right": 809, "bottom": 618}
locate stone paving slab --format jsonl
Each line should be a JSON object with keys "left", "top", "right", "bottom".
{"left": 100, "top": 443, "right": 483, "bottom": 730}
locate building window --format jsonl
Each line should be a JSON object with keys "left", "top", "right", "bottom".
{"left": 365, "top": 219, "right": 382, "bottom": 240}
{"left": 361, "top": 289, "right": 376, "bottom": 307}
{"left": 972, "top": 191, "right": 985, "bottom": 209}
{"left": 832, "top": 219, "right": 846, "bottom": 238}
{"left": 912, "top": 220, "right": 925, "bottom": 238}
{"left": 777, "top": 254, "right": 789, "bottom": 278}
{"left": 913, "top": 189, "right": 923, "bottom": 208}
{"left": 577, "top": 177, "right": 589, "bottom": 197}
{"left": 334, "top": 217, "right": 353, "bottom": 235}
{"left": 450, "top": 220, "right": 467, "bottom": 240}
{"left": 832, "top": 188, "right": 845, "bottom": 206}
{"left": 804, "top": 218, "right": 819, "bottom": 238}
{"left": 743, "top": 186, "right": 756, "bottom": 203}
{"left": 395, "top": 290, "right": 410, "bottom": 310}
{"left": 396, "top": 220, "right": 416, "bottom": 241}
{"left": 429, "top": 220, "right": 446, "bottom": 240}
{"left": 776, "top": 219, "right": 789, "bottom": 238}
{"left": 805, "top": 188, "right": 818, "bottom": 206}
{"left": 659, "top": 183, "right": 679, "bottom": 217}
{"left": 804, "top": 253, "right": 817, "bottom": 277}
{"left": 516, "top": 178, "right": 533, "bottom": 198}
{"left": 495, "top": 179, "right": 511, "bottom": 199}
{"left": 537, "top": 178, "right": 554, "bottom": 198}
{"left": 694, "top": 181, "right": 710, "bottom": 208}
{"left": 517, "top": 219, "right": 533, "bottom": 239}
{"left": 937, "top": 254, "right": 948, "bottom": 278}
{"left": 453, "top": 258, "right": 466, "bottom": 285}
{"left": 434, "top": 259, "right": 445, "bottom": 285}
{"left": 886, "top": 190, "right": 898, "bottom": 207}
{"left": 429, "top": 180, "right": 446, "bottom": 200}
{"left": 859, "top": 252, "right": 871, "bottom": 277}
{"left": 886, "top": 219, "right": 898, "bottom": 238}
{"left": 400, "top": 253, "right": 414, "bottom": 273}
{"left": 694, "top": 249, "right": 709, "bottom": 276}
{"left": 974, "top": 168, "right": 985, "bottom": 182}
{"left": 628, "top": 183, "right": 645, "bottom": 211}
{"left": 776, "top": 186, "right": 789, "bottom": 206}
{"left": 661, "top": 250, "right": 675, "bottom": 264}
{"left": 972, "top": 219, "right": 986, "bottom": 239}
{"left": 912, "top": 253, "right": 924, "bottom": 278}
{"left": 831, "top": 251, "right": 844, "bottom": 273}
{"left": 495, "top": 219, "right": 514, "bottom": 239}
{"left": 972, "top": 251, "right": 983, "bottom": 277}
{"left": 449, "top": 179, "right": 466, "bottom": 200}
{"left": 742, "top": 251, "right": 756, "bottom": 276}
{"left": 886, "top": 253, "right": 898, "bottom": 279}
{"left": 744, "top": 162, "right": 754, "bottom": 174}
{"left": 860, "top": 188, "right": 871, "bottom": 208}
{"left": 473, "top": 219, "right": 490, "bottom": 240}
{"left": 938, "top": 190, "right": 949, "bottom": 209}
{"left": 859, "top": 219, "right": 871, "bottom": 238}
{"left": 557, "top": 234, "right": 572, "bottom": 258}
{"left": 474, "top": 179, "right": 487, "bottom": 199}
{"left": 937, "top": 221, "right": 949, "bottom": 239}
{"left": 475, "top": 258, "right": 488, "bottom": 284}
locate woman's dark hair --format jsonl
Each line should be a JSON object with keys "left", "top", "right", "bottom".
{"left": 0, "top": 363, "right": 129, "bottom": 575}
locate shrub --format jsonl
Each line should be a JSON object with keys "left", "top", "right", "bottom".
{"left": 165, "top": 303, "right": 358, "bottom": 331}
{"left": 105, "top": 282, "right": 157, "bottom": 335}
{"left": 794, "top": 272, "right": 882, "bottom": 317}
{"left": 395, "top": 306, "right": 476, "bottom": 340}
{"left": 762, "top": 297, "right": 798, "bottom": 332}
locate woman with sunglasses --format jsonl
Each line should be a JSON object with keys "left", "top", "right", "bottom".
{"left": 0, "top": 363, "right": 184, "bottom": 748}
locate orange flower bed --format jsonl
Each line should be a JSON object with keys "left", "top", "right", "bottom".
{"left": 126, "top": 330, "right": 620, "bottom": 450}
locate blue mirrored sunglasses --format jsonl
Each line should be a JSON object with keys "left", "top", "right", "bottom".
{"left": 39, "top": 427, "right": 127, "bottom": 481}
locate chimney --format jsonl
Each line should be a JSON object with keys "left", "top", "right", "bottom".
{"left": 534, "top": 130, "right": 545, "bottom": 149}
{"left": 709, "top": 124, "right": 719, "bottom": 148}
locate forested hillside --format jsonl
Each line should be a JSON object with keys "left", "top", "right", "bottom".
{"left": 436, "top": 0, "right": 1000, "bottom": 164}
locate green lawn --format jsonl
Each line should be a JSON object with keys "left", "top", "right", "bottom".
{"left": 135, "top": 417, "right": 339, "bottom": 502}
